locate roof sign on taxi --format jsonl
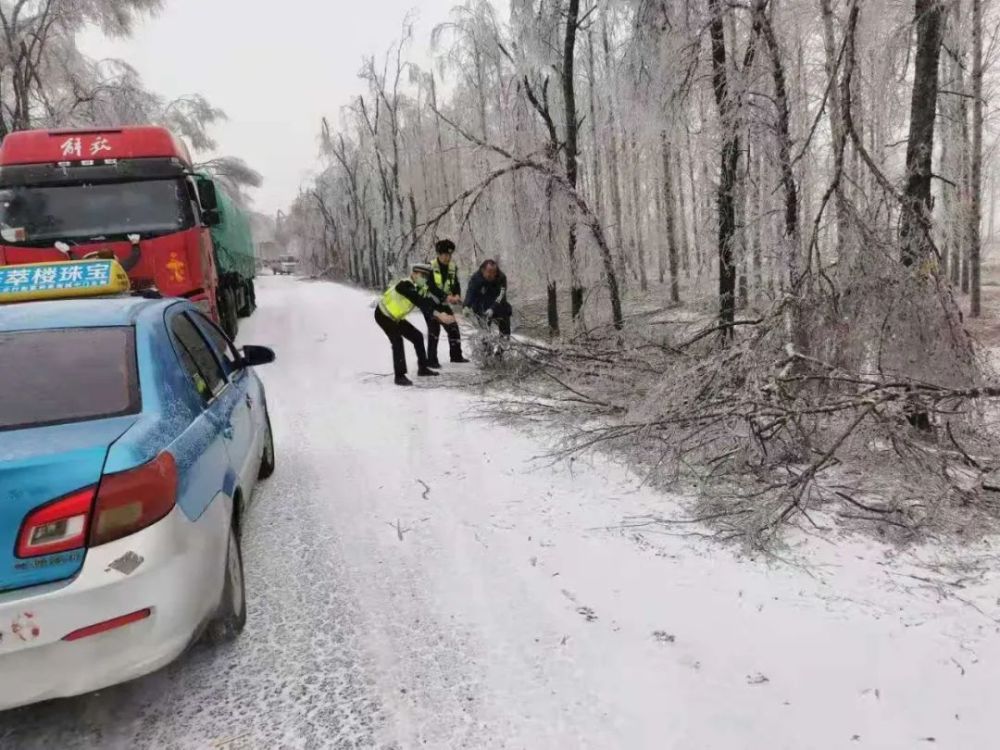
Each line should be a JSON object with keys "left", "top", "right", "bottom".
{"left": 0, "top": 259, "right": 130, "bottom": 303}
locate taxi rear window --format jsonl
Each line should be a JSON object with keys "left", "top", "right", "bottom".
{"left": 0, "top": 326, "right": 140, "bottom": 431}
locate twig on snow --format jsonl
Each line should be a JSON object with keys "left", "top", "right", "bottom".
{"left": 388, "top": 519, "right": 411, "bottom": 541}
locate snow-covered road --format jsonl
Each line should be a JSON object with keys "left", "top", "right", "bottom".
{"left": 2, "top": 275, "right": 999, "bottom": 749}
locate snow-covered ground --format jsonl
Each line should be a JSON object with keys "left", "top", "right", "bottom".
{"left": 2, "top": 275, "right": 999, "bottom": 749}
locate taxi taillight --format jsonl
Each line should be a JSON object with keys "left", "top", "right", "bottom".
{"left": 17, "top": 488, "right": 95, "bottom": 558}
{"left": 90, "top": 452, "right": 178, "bottom": 547}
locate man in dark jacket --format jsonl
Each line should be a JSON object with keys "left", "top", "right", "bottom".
{"left": 424, "top": 239, "right": 468, "bottom": 367}
{"left": 464, "top": 259, "right": 512, "bottom": 337}
{"left": 375, "top": 263, "right": 456, "bottom": 386}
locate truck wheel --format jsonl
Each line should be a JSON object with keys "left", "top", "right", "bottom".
{"left": 237, "top": 280, "right": 255, "bottom": 318}
{"left": 218, "top": 291, "right": 229, "bottom": 337}
{"left": 205, "top": 522, "right": 247, "bottom": 644}
{"left": 221, "top": 288, "right": 239, "bottom": 339}
{"left": 228, "top": 290, "right": 240, "bottom": 338}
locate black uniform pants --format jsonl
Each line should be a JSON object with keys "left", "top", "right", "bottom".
{"left": 481, "top": 301, "right": 512, "bottom": 337}
{"left": 375, "top": 307, "right": 427, "bottom": 377}
{"left": 493, "top": 312, "right": 512, "bottom": 337}
{"left": 424, "top": 305, "right": 462, "bottom": 362}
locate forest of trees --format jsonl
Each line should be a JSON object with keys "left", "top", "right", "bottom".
{"left": 0, "top": 0, "right": 260, "bottom": 202}
{"left": 287, "top": 0, "right": 1000, "bottom": 543}
{"left": 289, "top": 0, "right": 996, "bottom": 332}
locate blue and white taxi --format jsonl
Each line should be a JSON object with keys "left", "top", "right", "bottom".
{"left": 0, "top": 259, "right": 276, "bottom": 710}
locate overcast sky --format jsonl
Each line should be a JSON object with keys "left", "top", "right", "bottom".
{"left": 79, "top": 0, "right": 467, "bottom": 216}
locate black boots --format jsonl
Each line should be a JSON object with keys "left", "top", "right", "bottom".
{"left": 395, "top": 370, "right": 436, "bottom": 385}
{"left": 428, "top": 356, "right": 468, "bottom": 365}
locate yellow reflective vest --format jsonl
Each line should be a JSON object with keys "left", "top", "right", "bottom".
{"left": 432, "top": 259, "right": 458, "bottom": 295}
{"left": 379, "top": 280, "right": 421, "bottom": 321}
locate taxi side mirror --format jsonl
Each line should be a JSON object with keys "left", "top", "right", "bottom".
{"left": 239, "top": 345, "right": 275, "bottom": 368}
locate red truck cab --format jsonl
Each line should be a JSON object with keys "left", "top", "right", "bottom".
{"left": 0, "top": 126, "right": 222, "bottom": 322}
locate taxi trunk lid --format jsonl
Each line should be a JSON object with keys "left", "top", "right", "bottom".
{"left": 0, "top": 417, "right": 137, "bottom": 594}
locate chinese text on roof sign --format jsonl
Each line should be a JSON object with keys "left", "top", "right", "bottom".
{"left": 59, "top": 135, "right": 113, "bottom": 159}
{"left": 0, "top": 259, "right": 130, "bottom": 303}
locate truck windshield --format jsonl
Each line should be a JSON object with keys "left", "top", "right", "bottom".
{"left": 0, "top": 327, "right": 141, "bottom": 431}
{"left": 0, "top": 178, "right": 194, "bottom": 245}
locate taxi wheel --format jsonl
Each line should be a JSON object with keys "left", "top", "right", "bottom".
{"left": 258, "top": 412, "right": 275, "bottom": 479}
{"left": 206, "top": 523, "right": 247, "bottom": 644}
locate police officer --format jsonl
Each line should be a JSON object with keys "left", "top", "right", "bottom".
{"left": 375, "top": 263, "right": 455, "bottom": 386}
{"left": 424, "top": 239, "right": 469, "bottom": 367}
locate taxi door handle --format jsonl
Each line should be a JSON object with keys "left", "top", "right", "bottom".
{"left": 222, "top": 424, "right": 234, "bottom": 440}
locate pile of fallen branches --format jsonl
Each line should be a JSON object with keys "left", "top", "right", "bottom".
{"left": 484, "top": 271, "right": 1000, "bottom": 549}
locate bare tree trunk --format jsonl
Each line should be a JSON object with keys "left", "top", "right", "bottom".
{"left": 854, "top": 47, "right": 869, "bottom": 217}
{"left": 959, "top": 43, "right": 972, "bottom": 292}
{"left": 938, "top": 57, "right": 954, "bottom": 281}
{"left": 757, "top": 0, "right": 804, "bottom": 362}
{"left": 699, "top": 157, "right": 713, "bottom": 280}
{"left": 751, "top": 149, "right": 763, "bottom": 302}
{"left": 943, "top": 2, "right": 966, "bottom": 286}
{"left": 795, "top": 39, "right": 813, "bottom": 274}
{"left": 661, "top": 131, "right": 681, "bottom": 304}
{"left": 898, "top": 0, "right": 950, "bottom": 431}
{"left": 428, "top": 74, "right": 451, "bottom": 216}
{"left": 684, "top": 122, "right": 702, "bottom": 278}
{"left": 735, "top": 129, "right": 749, "bottom": 310}
{"left": 951, "top": 59, "right": 963, "bottom": 287}
{"left": 474, "top": 46, "right": 489, "bottom": 141}
{"left": 586, "top": 25, "right": 605, "bottom": 233}
{"left": 708, "top": 0, "right": 740, "bottom": 331}
{"left": 408, "top": 192, "right": 418, "bottom": 260}
{"left": 547, "top": 281, "right": 560, "bottom": 334}
{"left": 990, "top": 172, "right": 996, "bottom": 243}
{"left": 602, "top": 15, "right": 628, "bottom": 293}
{"left": 990, "top": 173, "right": 996, "bottom": 245}
{"left": 900, "top": 0, "right": 946, "bottom": 267}
{"left": 631, "top": 136, "right": 649, "bottom": 292}
{"left": 368, "top": 219, "right": 378, "bottom": 287}
{"left": 654, "top": 154, "right": 666, "bottom": 284}
{"left": 969, "top": 0, "right": 984, "bottom": 316}
{"left": 546, "top": 180, "right": 560, "bottom": 336}
{"left": 472, "top": 45, "right": 496, "bottom": 245}
{"left": 674, "top": 146, "right": 692, "bottom": 279}
{"left": 820, "top": 0, "right": 849, "bottom": 259}
{"left": 563, "top": 0, "right": 584, "bottom": 318}
{"left": 737, "top": 194, "right": 749, "bottom": 310}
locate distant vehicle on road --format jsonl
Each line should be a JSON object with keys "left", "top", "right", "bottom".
{"left": 274, "top": 255, "right": 298, "bottom": 275}
{"left": 0, "top": 126, "right": 257, "bottom": 340}
{"left": 0, "top": 259, "right": 277, "bottom": 711}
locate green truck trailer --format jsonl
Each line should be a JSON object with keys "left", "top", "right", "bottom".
{"left": 198, "top": 174, "right": 257, "bottom": 339}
